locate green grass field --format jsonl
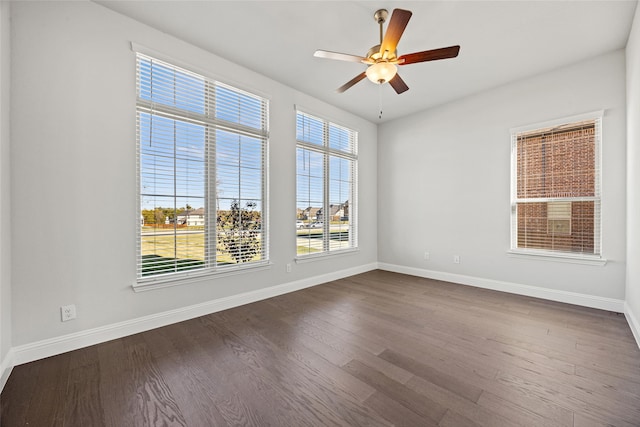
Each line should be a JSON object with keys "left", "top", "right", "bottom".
{"left": 141, "top": 225, "right": 348, "bottom": 275}
{"left": 141, "top": 232, "right": 207, "bottom": 261}
{"left": 141, "top": 230, "right": 242, "bottom": 273}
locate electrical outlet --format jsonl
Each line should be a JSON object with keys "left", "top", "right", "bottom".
{"left": 61, "top": 304, "right": 76, "bottom": 322}
{"left": 453, "top": 255, "right": 460, "bottom": 264}
{"left": 286, "top": 263, "right": 292, "bottom": 273}
{"left": 424, "top": 252, "right": 430, "bottom": 260}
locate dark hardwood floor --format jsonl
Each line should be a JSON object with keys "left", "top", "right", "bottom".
{"left": 2, "top": 270, "right": 640, "bottom": 426}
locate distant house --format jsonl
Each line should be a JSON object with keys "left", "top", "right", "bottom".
{"left": 176, "top": 208, "right": 205, "bottom": 226}
{"left": 301, "top": 207, "right": 322, "bottom": 221}
{"left": 300, "top": 202, "right": 349, "bottom": 221}
{"left": 328, "top": 203, "right": 346, "bottom": 221}
{"left": 329, "top": 201, "right": 350, "bottom": 221}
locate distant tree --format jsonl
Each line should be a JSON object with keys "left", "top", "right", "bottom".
{"left": 141, "top": 209, "right": 155, "bottom": 225}
{"left": 163, "top": 208, "right": 177, "bottom": 223}
{"left": 217, "top": 200, "right": 261, "bottom": 263}
{"left": 154, "top": 208, "right": 166, "bottom": 225}
{"left": 141, "top": 207, "right": 176, "bottom": 225}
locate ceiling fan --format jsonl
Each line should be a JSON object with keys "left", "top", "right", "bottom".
{"left": 314, "top": 8, "right": 460, "bottom": 94}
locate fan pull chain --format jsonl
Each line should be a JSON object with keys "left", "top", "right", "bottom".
{"left": 378, "top": 85, "right": 383, "bottom": 120}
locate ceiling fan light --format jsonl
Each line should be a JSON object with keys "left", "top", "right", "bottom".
{"left": 366, "top": 61, "right": 397, "bottom": 84}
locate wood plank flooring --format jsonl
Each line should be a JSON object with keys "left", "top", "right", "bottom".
{"left": 2, "top": 270, "right": 640, "bottom": 426}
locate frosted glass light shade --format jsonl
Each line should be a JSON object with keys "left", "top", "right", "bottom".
{"left": 365, "top": 62, "right": 397, "bottom": 84}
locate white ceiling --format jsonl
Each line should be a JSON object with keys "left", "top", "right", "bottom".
{"left": 95, "top": 0, "right": 638, "bottom": 123}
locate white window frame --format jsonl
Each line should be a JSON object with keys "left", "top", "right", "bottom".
{"left": 135, "top": 52, "right": 270, "bottom": 290}
{"left": 295, "top": 110, "right": 358, "bottom": 260}
{"left": 509, "top": 111, "right": 605, "bottom": 265}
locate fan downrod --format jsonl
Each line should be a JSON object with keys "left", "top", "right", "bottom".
{"left": 374, "top": 9, "right": 388, "bottom": 43}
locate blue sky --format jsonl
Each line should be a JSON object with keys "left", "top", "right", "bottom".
{"left": 138, "top": 57, "right": 354, "bottom": 216}
{"left": 139, "top": 56, "right": 265, "bottom": 213}
{"left": 295, "top": 113, "right": 355, "bottom": 210}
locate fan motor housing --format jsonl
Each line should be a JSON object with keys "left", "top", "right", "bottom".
{"left": 367, "top": 45, "right": 397, "bottom": 62}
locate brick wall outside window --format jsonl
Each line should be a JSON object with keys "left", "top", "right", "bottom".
{"left": 514, "top": 119, "right": 599, "bottom": 255}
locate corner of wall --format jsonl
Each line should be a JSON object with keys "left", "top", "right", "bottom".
{"left": 626, "top": 0, "right": 640, "bottom": 350}
{"left": 0, "top": 0, "right": 12, "bottom": 394}
{"left": 0, "top": 348, "right": 13, "bottom": 392}
{"left": 625, "top": 302, "right": 640, "bottom": 349}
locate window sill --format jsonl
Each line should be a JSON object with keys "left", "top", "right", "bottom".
{"left": 507, "top": 250, "right": 607, "bottom": 266}
{"left": 295, "top": 248, "right": 359, "bottom": 264}
{"left": 132, "top": 262, "right": 273, "bottom": 292}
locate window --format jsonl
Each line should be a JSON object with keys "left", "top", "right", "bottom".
{"left": 511, "top": 114, "right": 601, "bottom": 257}
{"left": 296, "top": 111, "right": 357, "bottom": 257}
{"left": 136, "top": 53, "right": 268, "bottom": 283}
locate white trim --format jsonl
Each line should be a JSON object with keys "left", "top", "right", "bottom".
{"left": 295, "top": 248, "right": 359, "bottom": 263}
{"left": 507, "top": 250, "right": 607, "bottom": 266}
{"left": 133, "top": 262, "right": 273, "bottom": 292}
{"left": 510, "top": 110, "right": 604, "bottom": 134}
{"left": 378, "top": 263, "right": 625, "bottom": 313}
{"left": 624, "top": 302, "right": 640, "bottom": 350}
{"left": 0, "top": 348, "right": 14, "bottom": 394}
{"left": 294, "top": 104, "right": 361, "bottom": 134}
{"left": 10, "top": 263, "right": 377, "bottom": 367}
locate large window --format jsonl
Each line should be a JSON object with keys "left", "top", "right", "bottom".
{"left": 511, "top": 114, "right": 601, "bottom": 258}
{"left": 136, "top": 53, "right": 268, "bottom": 283}
{"left": 296, "top": 111, "right": 357, "bottom": 257}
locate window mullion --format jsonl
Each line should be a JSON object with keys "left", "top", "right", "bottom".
{"left": 173, "top": 117, "right": 178, "bottom": 271}
{"left": 323, "top": 122, "right": 330, "bottom": 253}
{"left": 205, "top": 80, "right": 215, "bottom": 269}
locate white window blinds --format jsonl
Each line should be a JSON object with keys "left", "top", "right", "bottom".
{"left": 136, "top": 53, "right": 268, "bottom": 283}
{"left": 296, "top": 111, "right": 357, "bottom": 256}
{"left": 511, "top": 116, "right": 601, "bottom": 257}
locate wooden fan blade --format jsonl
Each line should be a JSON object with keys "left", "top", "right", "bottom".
{"left": 398, "top": 45, "right": 460, "bottom": 65}
{"left": 337, "top": 72, "right": 367, "bottom": 93}
{"left": 314, "top": 50, "right": 367, "bottom": 63}
{"left": 380, "top": 9, "right": 412, "bottom": 57}
{"left": 388, "top": 73, "right": 409, "bottom": 94}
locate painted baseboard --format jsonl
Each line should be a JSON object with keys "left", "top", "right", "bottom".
{"left": 9, "top": 262, "right": 378, "bottom": 370}
{"left": 378, "top": 263, "right": 625, "bottom": 313}
{"left": 624, "top": 302, "right": 640, "bottom": 350}
{"left": 0, "top": 347, "right": 14, "bottom": 392}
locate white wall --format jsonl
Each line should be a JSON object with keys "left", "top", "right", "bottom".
{"left": 0, "top": 0, "right": 13, "bottom": 388}
{"left": 626, "top": 4, "right": 640, "bottom": 344}
{"left": 9, "top": 2, "right": 377, "bottom": 348}
{"left": 378, "top": 50, "right": 627, "bottom": 306}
